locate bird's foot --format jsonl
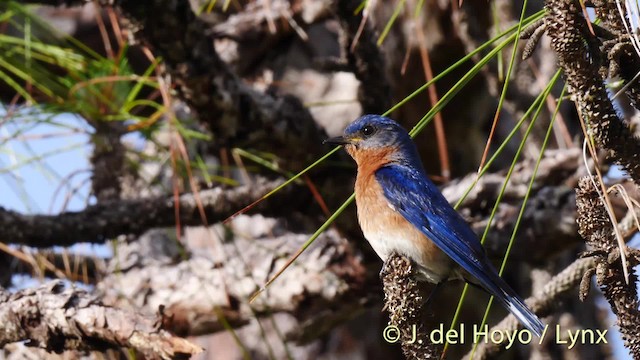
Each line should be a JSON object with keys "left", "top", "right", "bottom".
{"left": 379, "top": 256, "right": 393, "bottom": 279}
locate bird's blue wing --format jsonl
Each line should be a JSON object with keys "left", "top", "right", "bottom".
{"left": 374, "top": 164, "right": 486, "bottom": 268}
{"left": 375, "top": 164, "right": 544, "bottom": 336}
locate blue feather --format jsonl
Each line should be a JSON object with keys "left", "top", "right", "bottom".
{"left": 375, "top": 164, "right": 545, "bottom": 336}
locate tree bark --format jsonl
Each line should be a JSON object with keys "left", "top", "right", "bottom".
{"left": 0, "top": 281, "right": 202, "bottom": 359}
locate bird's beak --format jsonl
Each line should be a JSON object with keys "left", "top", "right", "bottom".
{"left": 323, "top": 135, "right": 351, "bottom": 146}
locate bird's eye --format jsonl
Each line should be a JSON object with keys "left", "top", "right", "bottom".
{"left": 362, "top": 125, "right": 376, "bottom": 137}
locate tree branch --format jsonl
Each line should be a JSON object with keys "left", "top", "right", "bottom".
{"left": 576, "top": 177, "right": 640, "bottom": 358}
{"left": 0, "top": 280, "right": 202, "bottom": 359}
{"left": 0, "top": 178, "right": 298, "bottom": 248}
{"left": 544, "top": 0, "right": 640, "bottom": 185}
{"left": 97, "top": 226, "right": 374, "bottom": 341}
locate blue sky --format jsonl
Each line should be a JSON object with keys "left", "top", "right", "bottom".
{"left": 1, "top": 111, "right": 91, "bottom": 213}
{"left": 1, "top": 110, "right": 111, "bottom": 291}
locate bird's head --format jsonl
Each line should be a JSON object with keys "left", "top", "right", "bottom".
{"left": 324, "top": 115, "right": 418, "bottom": 167}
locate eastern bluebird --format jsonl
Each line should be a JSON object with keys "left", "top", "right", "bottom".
{"left": 325, "top": 114, "right": 544, "bottom": 336}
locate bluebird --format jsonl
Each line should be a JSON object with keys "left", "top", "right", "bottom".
{"left": 324, "top": 114, "right": 544, "bottom": 336}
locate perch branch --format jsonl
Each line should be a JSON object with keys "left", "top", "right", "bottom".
{"left": 381, "top": 253, "right": 440, "bottom": 359}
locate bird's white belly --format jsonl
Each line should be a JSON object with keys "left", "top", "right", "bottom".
{"left": 357, "top": 201, "right": 454, "bottom": 283}
{"left": 363, "top": 227, "right": 422, "bottom": 265}
{"left": 361, "top": 225, "right": 450, "bottom": 283}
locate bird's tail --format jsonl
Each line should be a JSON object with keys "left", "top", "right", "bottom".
{"left": 470, "top": 270, "right": 545, "bottom": 337}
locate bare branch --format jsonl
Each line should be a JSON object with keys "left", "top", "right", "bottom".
{"left": 97, "top": 226, "right": 373, "bottom": 340}
{"left": 0, "top": 178, "right": 297, "bottom": 248}
{"left": 0, "top": 280, "right": 202, "bottom": 359}
{"left": 90, "top": 121, "right": 126, "bottom": 202}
